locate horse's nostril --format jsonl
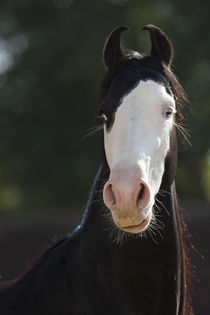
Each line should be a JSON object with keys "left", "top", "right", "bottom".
{"left": 136, "top": 182, "right": 150, "bottom": 209}
{"left": 137, "top": 184, "right": 145, "bottom": 206}
{"left": 104, "top": 183, "right": 116, "bottom": 208}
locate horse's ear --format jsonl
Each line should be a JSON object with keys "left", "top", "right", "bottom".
{"left": 103, "top": 26, "right": 129, "bottom": 69}
{"left": 142, "top": 24, "right": 173, "bottom": 67}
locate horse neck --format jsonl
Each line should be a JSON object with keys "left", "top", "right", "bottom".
{"left": 81, "top": 163, "right": 109, "bottom": 238}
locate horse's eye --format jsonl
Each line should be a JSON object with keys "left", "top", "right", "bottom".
{"left": 163, "top": 108, "right": 173, "bottom": 119}
{"left": 101, "top": 113, "right": 108, "bottom": 122}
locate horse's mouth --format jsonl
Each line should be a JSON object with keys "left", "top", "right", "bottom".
{"left": 118, "top": 215, "right": 150, "bottom": 234}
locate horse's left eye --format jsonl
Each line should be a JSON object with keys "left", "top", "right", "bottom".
{"left": 163, "top": 108, "right": 173, "bottom": 119}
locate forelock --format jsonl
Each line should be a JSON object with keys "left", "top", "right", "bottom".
{"left": 98, "top": 53, "right": 186, "bottom": 123}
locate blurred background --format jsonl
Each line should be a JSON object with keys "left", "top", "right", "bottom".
{"left": 0, "top": 0, "right": 209, "bottom": 313}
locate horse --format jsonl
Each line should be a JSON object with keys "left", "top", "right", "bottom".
{"left": 0, "top": 24, "right": 193, "bottom": 315}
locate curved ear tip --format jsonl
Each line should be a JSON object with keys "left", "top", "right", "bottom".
{"left": 106, "top": 25, "right": 129, "bottom": 39}
{"left": 115, "top": 25, "right": 129, "bottom": 32}
{"left": 142, "top": 24, "right": 157, "bottom": 31}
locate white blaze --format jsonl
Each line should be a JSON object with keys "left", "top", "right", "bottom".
{"left": 104, "top": 80, "right": 175, "bottom": 216}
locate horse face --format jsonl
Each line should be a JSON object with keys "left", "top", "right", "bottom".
{"left": 102, "top": 79, "right": 176, "bottom": 233}
{"left": 101, "top": 25, "right": 177, "bottom": 234}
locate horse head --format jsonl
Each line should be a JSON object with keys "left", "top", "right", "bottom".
{"left": 99, "top": 25, "right": 185, "bottom": 234}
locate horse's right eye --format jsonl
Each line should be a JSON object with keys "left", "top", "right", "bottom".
{"left": 101, "top": 113, "right": 108, "bottom": 122}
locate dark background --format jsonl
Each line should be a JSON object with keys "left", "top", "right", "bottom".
{"left": 0, "top": 0, "right": 209, "bottom": 314}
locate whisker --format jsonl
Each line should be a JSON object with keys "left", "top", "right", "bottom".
{"left": 155, "top": 198, "right": 170, "bottom": 216}
{"left": 174, "top": 122, "right": 192, "bottom": 145}
{"left": 158, "top": 189, "right": 172, "bottom": 197}
{"left": 92, "top": 188, "right": 104, "bottom": 194}
{"left": 83, "top": 125, "right": 103, "bottom": 139}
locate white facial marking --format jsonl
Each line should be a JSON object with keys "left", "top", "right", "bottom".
{"left": 103, "top": 80, "right": 175, "bottom": 232}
